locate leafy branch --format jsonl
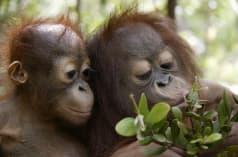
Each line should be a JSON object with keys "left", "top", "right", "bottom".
{"left": 115, "top": 79, "right": 238, "bottom": 157}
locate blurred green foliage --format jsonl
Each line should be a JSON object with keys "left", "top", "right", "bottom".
{"left": 178, "top": 0, "right": 238, "bottom": 86}
{"left": 0, "top": 0, "right": 237, "bottom": 90}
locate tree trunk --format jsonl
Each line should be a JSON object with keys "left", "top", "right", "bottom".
{"left": 75, "top": 0, "right": 81, "bottom": 24}
{"left": 167, "top": 0, "right": 176, "bottom": 19}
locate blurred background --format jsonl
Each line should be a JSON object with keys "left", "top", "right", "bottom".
{"left": 0, "top": 0, "right": 237, "bottom": 97}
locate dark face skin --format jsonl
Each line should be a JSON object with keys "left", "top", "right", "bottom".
{"left": 0, "top": 23, "right": 93, "bottom": 157}
{"left": 38, "top": 25, "right": 94, "bottom": 125}
{"left": 110, "top": 23, "right": 189, "bottom": 107}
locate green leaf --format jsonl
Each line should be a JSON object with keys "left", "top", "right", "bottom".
{"left": 203, "top": 133, "right": 222, "bottom": 144}
{"left": 186, "top": 92, "right": 199, "bottom": 107}
{"left": 152, "top": 134, "right": 167, "bottom": 143}
{"left": 138, "top": 136, "right": 153, "bottom": 145}
{"left": 204, "top": 126, "right": 212, "bottom": 135}
{"left": 171, "top": 119, "right": 179, "bottom": 141}
{"left": 115, "top": 117, "right": 136, "bottom": 137}
{"left": 151, "top": 119, "right": 165, "bottom": 132}
{"left": 176, "top": 132, "right": 188, "bottom": 147}
{"left": 186, "top": 112, "right": 201, "bottom": 120}
{"left": 144, "top": 146, "right": 166, "bottom": 156}
{"left": 200, "top": 145, "right": 208, "bottom": 150}
{"left": 186, "top": 150, "right": 197, "bottom": 156}
{"left": 192, "top": 119, "right": 202, "bottom": 134}
{"left": 190, "top": 138, "right": 203, "bottom": 144}
{"left": 145, "top": 103, "right": 170, "bottom": 125}
{"left": 218, "top": 92, "right": 231, "bottom": 126}
{"left": 138, "top": 93, "right": 149, "bottom": 117}
{"left": 203, "top": 110, "right": 216, "bottom": 120}
{"left": 204, "top": 120, "right": 213, "bottom": 130}
{"left": 231, "top": 111, "right": 238, "bottom": 122}
{"left": 186, "top": 77, "right": 199, "bottom": 107}
{"left": 157, "top": 121, "right": 169, "bottom": 133}
{"left": 177, "top": 121, "right": 188, "bottom": 135}
{"left": 172, "top": 106, "right": 183, "bottom": 121}
{"left": 186, "top": 144, "right": 198, "bottom": 156}
{"left": 165, "top": 127, "right": 172, "bottom": 141}
{"left": 194, "top": 103, "right": 202, "bottom": 109}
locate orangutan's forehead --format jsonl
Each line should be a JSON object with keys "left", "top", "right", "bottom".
{"left": 36, "top": 24, "right": 67, "bottom": 33}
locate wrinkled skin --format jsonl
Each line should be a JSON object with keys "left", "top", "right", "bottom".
{"left": 0, "top": 18, "right": 93, "bottom": 157}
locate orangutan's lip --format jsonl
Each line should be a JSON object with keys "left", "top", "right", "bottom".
{"left": 77, "top": 111, "right": 91, "bottom": 117}
{"left": 67, "top": 107, "right": 91, "bottom": 116}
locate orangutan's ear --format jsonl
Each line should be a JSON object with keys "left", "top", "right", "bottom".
{"left": 8, "top": 61, "right": 28, "bottom": 85}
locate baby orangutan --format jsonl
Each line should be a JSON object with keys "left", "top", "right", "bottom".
{"left": 0, "top": 17, "right": 93, "bottom": 157}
